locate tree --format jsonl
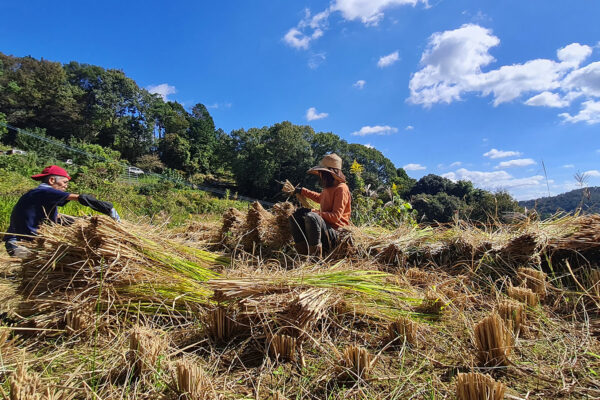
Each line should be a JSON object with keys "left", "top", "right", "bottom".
{"left": 159, "top": 133, "right": 191, "bottom": 171}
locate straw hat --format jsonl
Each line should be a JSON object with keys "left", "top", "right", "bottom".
{"left": 307, "top": 153, "right": 345, "bottom": 182}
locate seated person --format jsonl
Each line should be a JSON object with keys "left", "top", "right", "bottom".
{"left": 287, "top": 154, "right": 351, "bottom": 257}
{"left": 3, "top": 165, "right": 119, "bottom": 258}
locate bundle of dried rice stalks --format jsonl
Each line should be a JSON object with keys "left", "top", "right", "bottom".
{"left": 128, "top": 326, "right": 169, "bottom": 376}
{"left": 550, "top": 215, "right": 600, "bottom": 251}
{"left": 405, "top": 267, "right": 434, "bottom": 288}
{"left": 497, "top": 300, "right": 525, "bottom": 335}
{"left": 340, "top": 345, "right": 375, "bottom": 380}
{"left": 267, "top": 333, "right": 297, "bottom": 362}
{"left": 499, "top": 233, "right": 541, "bottom": 265}
{"left": 242, "top": 202, "right": 275, "bottom": 250}
{"left": 270, "top": 202, "right": 295, "bottom": 249}
{"left": 174, "top": 358, "right": 213, "bottom": 400}
{"left": 386, "top": 317, "right": 418, "bottom": 346}
{"left": 203, "top": 307, "right": 238, "bottom": 343}
{"left": 64, "top": 305, "right": 94, "bottom": 336}
{"left": 507, "top": 285, "right": 538, "bottom": 307}
{"left": 456, "top": 372, "right": 506, "bottom": 400}
{"left": 517, "top": 267, "right": 547, "bottom": 299}
{"left": 13, "top": 216, "right": 226, "bottom": 329}
{"left": 220, "top": 208, "right": 246, "bottom": 246}
{"left": 279, "top": 288, "right": 332, "bottom": 337}
{"left": 473, "top": 313, "right": 512, "bottom": 366}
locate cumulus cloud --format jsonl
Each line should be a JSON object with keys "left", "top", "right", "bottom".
{"left": 525, "top": 91, "right": 569, "bottom": 108}
{"left": 405, "top": 125, "right": 414, "bottom": 130}
{"left": 147, "top": 83, "right": 176, "bottom": 101}
{"left": 378, "top": 51, "right": 400, "bottom": 68}
{"left": 353, "top": 80, "right": 366, "bottom": 89}
{"left": 306, "top": 107, "right": 329, "bottom": 121}
{"left": 495, "top": 158, "right": 536, "bottom": 168}
{"left": 404, "top": 163, "right": 426, "bottom": 171}
{"left": 442, "top": 168, "right": 544, "bottom": 190}
{"left": 559, "top": 100, "right": 600, "bottom": 124}
{"left": 284, "top": 1, "right": 428, "bottom": 50}
{"left": 408, "top": 24, "right": 600, "bottom": 123}
{"left": 331, "top": 0, "right": 427, "bottom": 26}
{"left": 483, "top": 148, "right": 522, "bottom": 159}
{"left": 351, "top": 125, "right": 398, "bottom": 136}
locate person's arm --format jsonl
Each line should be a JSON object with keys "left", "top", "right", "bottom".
{"left": 300, "top": 187, "right": 321, "bottom": 203}
{"left": 77, "top": 194, "right": 120, "bottom": 221}
{"left": 319, "top": 186, "right": 350, "bottom": 227}
{"left": 67, "top": 194, "right": 79, "bottom": 201}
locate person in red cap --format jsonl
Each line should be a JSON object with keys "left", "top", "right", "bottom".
{"left": 284, "top": 153, "right": 351, "bottom": 258}
{"left": 3, "top": 165, "right": 120, "bottom": 257}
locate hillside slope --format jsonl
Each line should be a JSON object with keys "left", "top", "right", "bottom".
{"left": 519, "top": 186, "right": 600, "bottom": 216}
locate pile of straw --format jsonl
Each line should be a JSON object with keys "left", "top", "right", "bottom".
{"left": 174, "top": 358, "right": 213, "bottom": 400}
{"left": 128, "top": 326, "right": 169, "bottom": 377}
{"left": 473, "top": 313, "right": 512, "bottom": 366}
{"left": 340, "top": 345, "right": 375, "bottom": 380}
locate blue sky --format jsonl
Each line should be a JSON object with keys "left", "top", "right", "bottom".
{"left": 1, "top": 0, "right": 600, "bottom": 200}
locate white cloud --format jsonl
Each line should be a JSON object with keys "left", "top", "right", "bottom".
{"left": 364, "top": 143, "right": 374, "bottom": 149}
{"left": 495, "top": 158, "right": 536, "bottom": 168}
{"left": 206, "top": 102, "right": 232, "bottom": 110}
{"left": 483, "top": 148, "right": 522, "bottom": 159}
{"left": 353, "top": 80, "right": 366, "bottom": 89}
{"left": 560, "top": 100, "right": 600, "bottom": 124}
{"left": 283, "top": 9, "right": 329, "bottom": 49}
{"left": 378, "top": 51, "right": 400, "bottom": 68}
{"left": 584, "top": 169, "right": 600, "bottom": 177}
{"left": 557, "top": 43, "right": 593, "bottom": 67}
{"left": 449, "top": 161, "right": 462, "bottom": 167}
{"left": 405, "top": 125, "right": 414, "bottom": 130}
{"left": 351, "top": 125, "right": 398, "bottom": 136}
{"left": 147, "top": 83, "right": 176, "bottom": 101}
{"left": 408, "top": 24, "right": 600, "bottom": 123}
{"left": 525, "top": 91, "right": 569, "bottom": 108}
{"left": 404, "top": 163, "right": 426, "bottom": 171}
{"left": 563, "top": 164, "right": 575, "bottom": 168}
{"left": 284, "top": 1, "right": 428, "bottom": 50}
{"left": 306, "top": 107, "right": 329, "bottom": 121}
{"left": 308, "top": 52, "right": 327, "bottom": 69}
{"left": 443, "top": 168, "right": 544, "bottom": 190}
{"left": 331, "top": 0, "right": 427, "bottom": 26}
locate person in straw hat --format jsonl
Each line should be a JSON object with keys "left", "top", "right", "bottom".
{"left": 284, "top": 153, "right": 351, "bottom": 257}
{"left": 3, "top": 165, "right": 120, "bottom": 258}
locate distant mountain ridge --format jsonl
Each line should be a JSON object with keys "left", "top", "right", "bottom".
{"left": 519, "top": 186, "right": 600, "bottom": 216}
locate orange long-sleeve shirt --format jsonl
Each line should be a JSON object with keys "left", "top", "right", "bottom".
{"left": 301, "top": 183, "right": 351, "bottom": 229}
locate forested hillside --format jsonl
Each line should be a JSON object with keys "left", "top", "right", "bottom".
{"left": 519, "top": 187, "right": 600, "bottom": 217}
{"left": 0, "top": 52, "right": 523, "bottom": 224}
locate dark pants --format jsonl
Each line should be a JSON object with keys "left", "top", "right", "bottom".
{"left": 289, "top": 208, "right": 338, "bottom": 252}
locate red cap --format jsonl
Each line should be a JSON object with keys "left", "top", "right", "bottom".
{"left": 31, "top": 165, "right": 72, "bottom": 181}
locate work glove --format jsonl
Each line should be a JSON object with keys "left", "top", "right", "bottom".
{"left": 110, "top": 208, "right": 121, "bottom": 222}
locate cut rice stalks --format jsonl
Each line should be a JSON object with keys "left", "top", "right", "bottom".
{"left": 473, "top": 313, "right": 512, "bottom": 366}
{"left": 456, "top": 372, "right": 506, "bottom": 400}
{"left": 174, "top": 358, "right": 213, "bottom": 400}
{"left": 507, "top": 285, "right": 539, "bottom": 307}
{"left": 340, "top": 345, "right": 375, "bottom": 380}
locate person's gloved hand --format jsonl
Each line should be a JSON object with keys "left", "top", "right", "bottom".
{"left": 110, "top": 208, "right": 121, "bottom": 222}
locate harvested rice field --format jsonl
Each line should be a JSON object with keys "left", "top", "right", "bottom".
{"left": 1, "top": 203, "right": 600, "bottom": 399}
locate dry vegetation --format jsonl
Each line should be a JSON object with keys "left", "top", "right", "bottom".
{"left": 1, "top": 205, "right": 600, "bottom": 399}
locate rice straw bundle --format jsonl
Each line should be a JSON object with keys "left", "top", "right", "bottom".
{"left": 128, "top": 326, "right": 169, "bottom": 376}
{"left": 551, "top": 215, "right": 600, "bottom": 251}
{"left": 456, "top": 372, "right": 506, "bottom": 400}
{"left": 378, "top": 243, "right": 405, "bottom": 266}
{"left": 175, "top": 358, "right": 213, "bottom": 400}
{"left": 507, "top": 285, "right": 538, "bottom": 307}
{"left": 473, "top": 313, "right": 512, "bottom": 366}
{"left": 13, "top": 216, "right": 225, "bottom": 328}
{"left": 340, "top": 345, "right": 375, "bottom": 380}
{"left": 242, "top": 202, "right": 275, "bottom": 250}
{"left": 500, "top": 233, "right": 540, "bottom": 264}
{"left": 517, "top": 267, "right": 547, "bottom": 299}
{"left": 280, "top": 289, "right": 331, "bottom": 336}
{"left": 203, "top": 307, "right": 237, "bottom": 343}
{"left": 405, "top": 267, "right": 433, "bottom": 287}
{"left": 270, "top": 202, "right": 296, "bottom": 249}
{"left": 64, "top": 306, "right": 94, "bottom": 336}
{"left": 220, "top": 208, "right": 246, "bottom": 246}
{"left": 267, "top": 333, "right": 297, "bottom": 362}
{"left": 386, "top": 317, "right": 418, "bottom": 346}
{"left": 497, "top": 300, "right": 525, "bottom": 334}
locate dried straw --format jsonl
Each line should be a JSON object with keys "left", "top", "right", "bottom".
{"left": 507, "top": 285, "right": 538, "bottom": 307}
{"left": 497, "top": 300, "right": 525, "bottom": 335}
{"left": 128, "top": 326, "right": 169, "bottom": 376}
{"left": 270, "top": 202, "right": 295, "bottom": 249}
{"left": 203, "top": 307, "right": 237, "bottom": 343}
{"left": 10, "top": 363, "right": 40, "bottom": 400}
{"left": 174, "top": 358, "right": 213, "bottom": 400}
{"left": 386, "top": 317, "right": 418, "bottom": 346}
{"left": 267, "top": 333, "right": 297, "bottom": 362}
{"left": 220, "top": 207, "right": 246, "bottom": 246}
{"left": 340, "top": 345, "right": 375, "bottom": 380}
{"left": 473, "top": 313, "right": 512, "bottom": 366}
{"left": 456, "top": 372, "right": 506, "bottom": 400}
{"left": 517, "top": 267, "right": 547, "bottom": 299}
